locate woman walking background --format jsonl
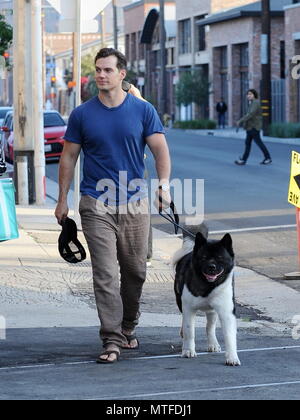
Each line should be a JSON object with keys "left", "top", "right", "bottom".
{"left": 235, "top": 89, "right": 272, "bottom": 166}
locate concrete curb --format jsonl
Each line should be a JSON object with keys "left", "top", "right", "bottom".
{"left": 182, "top": 128, "right": 300, "bottom": 146}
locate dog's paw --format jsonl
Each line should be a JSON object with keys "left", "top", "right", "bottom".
{"left": 208, "top": 343, "right": 221, "bottom": 353}
{"left": 225, "top": 355, "right": 241, "bottom": 366}
{"left": 182, "top": 349, "right": 197, "bottom": 358}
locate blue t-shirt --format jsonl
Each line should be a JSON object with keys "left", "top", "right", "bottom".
{"left": 64, "top": 94, "right": 164, "bottom": 205}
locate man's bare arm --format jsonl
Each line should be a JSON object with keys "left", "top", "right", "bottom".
{"left": 146, "top": 133, "right": 171, "bottom": 209}
{"left": 55, "top": 141, "right": 81, "bottom": 223}
{"left": 146, "top": 133, "right": 171, "bottom": 183}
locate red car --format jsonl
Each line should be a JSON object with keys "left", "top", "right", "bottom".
{"left": 0, "top": 110, "right": 67, "bottom": 162}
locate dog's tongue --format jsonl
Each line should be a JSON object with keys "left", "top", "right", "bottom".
{"left": 203, "top": 270, "right": 224, "bottom": 282}
{"left": 204, "top": 273, "right": 218, "bottom": 282}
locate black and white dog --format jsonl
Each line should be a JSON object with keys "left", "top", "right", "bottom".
{"left": 173, "top": 225, "right": 241, "bottom": 366}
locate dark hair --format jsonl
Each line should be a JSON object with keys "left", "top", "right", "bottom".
{"left": 247, "top": 89, "right": 258, "bottom": 99}
{"left": 94, "top": 48, "right": 127, "bottom": 70}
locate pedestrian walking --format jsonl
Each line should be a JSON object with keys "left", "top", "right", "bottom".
{"left": 216, "top": 98, "right": 227, "bottom": 129}
{"left": 55, "top": 48, "right": 171, "bottom": 364}
{"left": 235, "top": 89, "right": 272, "bottom": 166}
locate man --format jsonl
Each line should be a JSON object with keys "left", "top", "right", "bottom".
{"left": 235, "top": 89, "right": 272, "bottom": 166}
{"left": 55, "top": 48, "right": 171, "bottom": 363}
{"left": 216, "top": 98, "right": 227, "bottom": 129}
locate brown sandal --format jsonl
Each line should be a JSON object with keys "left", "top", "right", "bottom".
{"left": 97, "top": 350, "right": 120, "bottom": 364}
{"left": 122, "top": 333, "right": 139, "bottom": 349}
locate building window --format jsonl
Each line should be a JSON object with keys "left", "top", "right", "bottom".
{"left": 280, "top": 41, "right": 285, "bottom": 79}
{"left": 131, "top": 33, "right": 137, "bottom": 62}
{"left": 138, "top": 31, "right": 144, "bottom": 60}
{"left": 240, "top": 72, "right": 249, "bottom": 116}
{"left": 239, "top": 43, "right": 249, "bottom": 116}
{"left": 219, "top": 47, "right": 228, "bottom": 105}
{"left": 125, "top": 34, "right": 130, "bottom": 59}
{"left": 220, "top": 46, "right": 227, "bottom": 68}
{"left": 153, "top": 50, "right": 159, "bottom": 69}
{"left": 179, "top": 19, "right": 191, "bottom": 54}
{"left": 168, "top": 47, "right": 175, "bottom": 66}
{"left": 240, "top": 43, "right": 249, "bottom": 67}
{"left": 195, "top": 16, "right": 206, "bottom": 52}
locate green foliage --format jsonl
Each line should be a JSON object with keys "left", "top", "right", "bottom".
{"left": 81, "top": 54, "right": 95, "bottom": 77}
{"left": 176, "top": 69, "right": 210, "bottom": 107}
{"left": 124, "top": 69, "right": 138, "bottom": 85}
{"left": 0, "top": 14, "right": 13, "bottom": 58}
{"left": 269, "top": 123, "right": 300, "bottom": 138}
{"left": 173, "top": 119, "right": 217, "bottom": 129}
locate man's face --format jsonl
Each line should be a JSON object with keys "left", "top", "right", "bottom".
{"left": 247, "top": 91, "right": 255, "bottom": 101}
{"left": 95, "top": 55, "right": 126, "bottom": 92}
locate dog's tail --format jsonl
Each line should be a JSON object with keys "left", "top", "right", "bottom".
{"left": 172, "top": 222, "right": 208, "bottom": 272}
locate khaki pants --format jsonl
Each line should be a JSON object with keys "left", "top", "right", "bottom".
{"left": 79, "top": 195, "right": 150, "bottom": 348}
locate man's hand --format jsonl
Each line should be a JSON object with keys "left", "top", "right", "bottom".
{"left": 154, "top": 188, "right": 172, "bottom": 212}
{"left": 55, "top": 200, "right": 69, "bottom": 225}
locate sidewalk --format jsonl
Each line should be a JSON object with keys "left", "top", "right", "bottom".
{"left": 183, "top": 127, "right": 300, "bottom": 146}
{"left": 0, "top": 177, "right": 299, "bottom": 338}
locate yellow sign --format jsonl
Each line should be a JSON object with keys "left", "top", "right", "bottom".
{"left": 288, "top": 151, "right": 300, "bottom": 208}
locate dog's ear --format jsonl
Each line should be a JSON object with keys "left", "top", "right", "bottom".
{"left": 195, "top": 232, "right": 207, "bottom": 250}
{"left": 220, "top": 233, "right": 234, "bottom": 257}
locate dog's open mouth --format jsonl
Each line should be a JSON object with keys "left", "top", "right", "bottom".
{"left": 202, "top": 269, "right": 224, "bottom": 282}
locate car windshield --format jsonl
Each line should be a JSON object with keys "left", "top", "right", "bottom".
{"left": 0, "top": 108, "right": 12, "bottom": 119}
{"left": 44, "top": 112, "right": 65, "bottom": 127}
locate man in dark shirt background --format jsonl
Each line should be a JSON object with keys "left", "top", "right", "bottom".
{"left": 216, "top": 98, "right": 227, "bottom": 129}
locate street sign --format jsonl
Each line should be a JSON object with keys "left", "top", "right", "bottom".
{"left": 288, "top": 151, "right": 300, "bottom": 208}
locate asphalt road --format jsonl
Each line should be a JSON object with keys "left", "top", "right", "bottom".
{"left": 1, "top": 327, "right": 300, "bottom": 401}
{"left": 46, "top": 129, "right": 300, "bottom": 289}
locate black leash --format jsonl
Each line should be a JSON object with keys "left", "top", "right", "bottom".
{"left": 158, "top": 192, "right": 196, "bottom": 239}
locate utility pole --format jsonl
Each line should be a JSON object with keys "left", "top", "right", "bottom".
{"left": 159, "top": 0, "right": 167, "bottom": 120}
{"left": 73, "top": 0, "right": 82, "bottom": 224}
{"left": 112, "top": 0, "right": 118, "bottom": 49}
{"left": 32, "top": 0, "right": 45, "bottom": 205}
{"left": 261, "top": 0, "right": 271, "bottom": 135}
{"left": 100, "top": 10, "right": 105, "bottom": 48}
{"left": 13, "top": 0, "right": 35, "bottom": 204}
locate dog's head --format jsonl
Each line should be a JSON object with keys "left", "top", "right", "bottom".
{"left": 192, "top": 232, "right": 234, "bottom": 283}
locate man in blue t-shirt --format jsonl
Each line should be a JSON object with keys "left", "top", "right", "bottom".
{"left": 55, "top": 48, "right": 171, "bottom": 364}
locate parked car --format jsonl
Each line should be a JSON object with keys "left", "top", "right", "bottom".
{"left": 0, "top": 106, "right": 13, "bottom": 127}
{"left": 0, "top": 110, "right": 67, "bottom": 162}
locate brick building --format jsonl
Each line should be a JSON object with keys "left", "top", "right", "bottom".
{"left": 198, "top": 0, "right": 291, "bottom": 126}
{"left": 175, "top": 0, "right": 210, "bottom": 120}
{"left": 284, "top": 1, "right": 300, "bottom": 122}
{"left": 124, "top": 0, "right": 176, "bottom": 114}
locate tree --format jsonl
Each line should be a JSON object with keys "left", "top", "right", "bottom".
{"left": 81, "top": 54, "right": 95, "bottom": 77}
{"left": 176, "top": 69, "right": 210, "bottom": 108}
{"left": 0, "top": 14, "right": 13, "bottom": 60}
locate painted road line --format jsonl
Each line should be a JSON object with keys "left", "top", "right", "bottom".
{"left": 0, "top": 345, "right": 300, "bottom": 371}
{"left": 170, "top": 224, "right": 296, "bottom": 238}
{"left": 210, "top": 224, "right": 296, "bottom": 234}
{"left": 93, "top": 380, "right": 300, "bottom": 400}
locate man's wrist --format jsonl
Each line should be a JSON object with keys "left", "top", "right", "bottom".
{"left": 158, "top": 179, "right": 170, "bottom": 192}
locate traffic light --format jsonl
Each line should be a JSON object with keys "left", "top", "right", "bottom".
{"left": 3, "top": 52, "right": 9, "bottom": 66}
{"left": 50, "top": 75, "right": 56, "bottom": 87}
